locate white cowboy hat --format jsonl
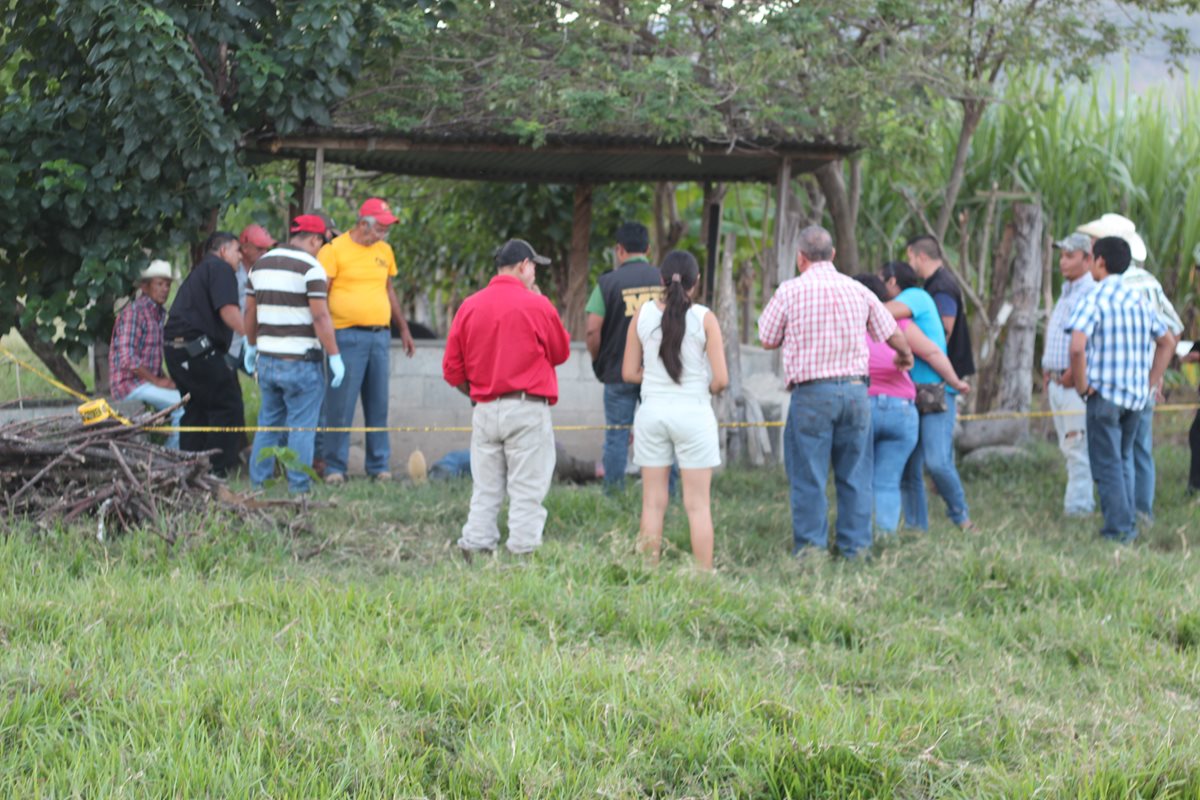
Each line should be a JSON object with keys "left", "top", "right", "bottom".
{"left": 140, "top": 259, "right": 173, "bottom": 280}
{"left": 1122, "top": 231, "right": 1148, "bottom": 263}
{"left": 1076, "top": 213, "right": 1136, "bottom": 239}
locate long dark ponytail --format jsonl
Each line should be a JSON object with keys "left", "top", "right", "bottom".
{"left": 658, "top": 250, "right": 699, "bottom": 384}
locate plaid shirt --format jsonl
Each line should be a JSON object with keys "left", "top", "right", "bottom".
{"left": 109, "top": 293, "right": 167, "bottom": 400}
{"left": 1042, "top": 272, "right": 1095, "bottom": 371}
{"left": 1066, "top": 274, "right": 1166, "bottom": 411}
{"left": 758, "top": 262, "right": 898, "bottom": 385}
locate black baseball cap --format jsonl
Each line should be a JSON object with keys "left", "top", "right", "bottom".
{"left": 494, "top": 238, "right": 551, "bottom": 267}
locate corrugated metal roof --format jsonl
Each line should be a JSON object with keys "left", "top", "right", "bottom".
{"left": 246, "top": 127, "right": 855, "bottom": 183}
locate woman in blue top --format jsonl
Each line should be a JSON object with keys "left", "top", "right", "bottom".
{"left": 881, "top": 261, "right": 975, "bottom": 532}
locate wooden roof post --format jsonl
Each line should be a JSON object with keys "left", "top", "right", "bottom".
{"left": 313, "top": 146, "right": 325, "bottom": 210}
{"left": 774, "top": 157, "right": 793, "bottom": 288}
{"left": 703, "top": 181, "right": 722, "bottom": 306}
{"left": 564, "top": 183, "right": 594, "bottom": 339}
{"left": 291, "top": 157, "right": 307, "bottom": 223}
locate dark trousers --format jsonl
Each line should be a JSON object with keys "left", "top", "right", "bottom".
{"left": 164, "top": 347, "right": 245, "bottom": 476}
{"left": 1190, "top": 408, "right": 1200, "bottom": 492}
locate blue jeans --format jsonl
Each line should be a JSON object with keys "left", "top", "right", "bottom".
{"left": 901, "top": 393, "right": 969, "bottom": 529}
{"left": 250, "top": 356, "right": 324, "bottom": 492}
{"left": 870, "top": 395, "right": 919, "bottom": 534}
{"left": 1125, "top": 399, "right": 1155, "bottom": 519}
{"left": 603, "top": 383, "right": 641, "bottom": 492}
{"left": 783, "top": 381, "right": 873, "bottom": 558}
{"left": 123, "top": 381, "right": 184, "bottom": 450}
{"left": 323, "top": 328, "right": 391, "bottom": 476}
{"left": 1088, "top": 392, "right": 1140, "bottom": 542}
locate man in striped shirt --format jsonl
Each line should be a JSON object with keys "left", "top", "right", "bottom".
{"left": 758, "top": 225, "right": 912, "bottom": 560}
{"left": 243, "top": 215, "right": 346, "bottom": 493}
{"left": 1066, "top": 237, "right": 1172, "bottom": 543}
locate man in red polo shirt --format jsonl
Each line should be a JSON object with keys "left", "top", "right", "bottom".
{"left": 443, "top": 239, "right": 571, "bottom": 558}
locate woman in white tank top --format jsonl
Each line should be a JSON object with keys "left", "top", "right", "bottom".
{"left": 621, "top": 251, "right": 729, "bottom": 570}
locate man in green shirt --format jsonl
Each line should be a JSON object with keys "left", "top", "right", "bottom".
{"left": 584, "top": 222, "right": 662, "bottom": 493}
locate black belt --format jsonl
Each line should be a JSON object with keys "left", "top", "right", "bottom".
{"left": 166, "top": 335, "right": 219, "bottom": 359}
{"left": 348, "top": 325, "right": 388, "bottom": 332}
{"left": 790, "top": 375, "right": 868, "bottom": 390}
{"left": 260, "top": 349, "right": 325, "bottom": 363}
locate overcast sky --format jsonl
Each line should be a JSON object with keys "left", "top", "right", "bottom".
{"left": 1095, "top": 8, "right": 1199, "bottom": 95}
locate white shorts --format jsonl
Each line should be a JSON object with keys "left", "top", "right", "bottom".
{"left": 633, "top": 396, "right": 721, "bottom": 469}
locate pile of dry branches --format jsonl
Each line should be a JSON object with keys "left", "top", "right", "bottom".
{"left": 0, "top": 402, "right": 224, "bottom": 540}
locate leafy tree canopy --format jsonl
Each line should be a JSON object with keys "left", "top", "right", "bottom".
{"left": 0, "top": 0, "right": 420, "bottom": 359}
{"left": 342, "top": 0, "right": 1198, "bottom": 151}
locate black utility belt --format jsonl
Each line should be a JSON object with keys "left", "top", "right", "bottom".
{"left": 167, "top": 335, "right": 220, "bottom": 359}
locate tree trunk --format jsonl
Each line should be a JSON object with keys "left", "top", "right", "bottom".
{"left": 93, "top": 340, "right": 111, "bottom": 397}
{"left": 996, "top": 203, "right": 1044, "bottom": 416}
{"left": 773, "top": 160, "right": 800, "bottom": 290}
{"left": 699, "top": 182, "right": 726, "bottom": 305}
{"left": 14, "top": 300, "right": 87, "bottom": 396}
{"left": 973, "top": 221, "right": 1016, "bottom": 412}
{"left": 563, "top": 183, "right": 594, "bottom": 339}
{"left": 935, "top": 100, "right": 986, "bottom": 242}
{"left": 716, "top": 231, "right": 746, "bottom": 464}
{"left": 814, "top": 160, "right": 859, "bottom": 274}
{"left": 652, "top": 181, "right": 685, "bottom": 258}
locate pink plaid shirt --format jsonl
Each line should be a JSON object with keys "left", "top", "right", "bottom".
{"left": 109, "top": 293, "right": 167, "bottom": 400}
{"left": 758, "top": 262, "right": 897, "bottom": 385}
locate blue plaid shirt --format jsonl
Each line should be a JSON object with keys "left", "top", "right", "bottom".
{"left": 1066, "top": 275, "right": 1166, "bottom": 410}
{"left": 1042, "top": 272, "right": 1094, "bottom": 371}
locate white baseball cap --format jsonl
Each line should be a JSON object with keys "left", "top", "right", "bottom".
{"left": 140, "top": 259, "right": 173, "bottom": 281}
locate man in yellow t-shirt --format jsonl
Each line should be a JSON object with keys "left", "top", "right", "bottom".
{"left": 318, "top": 197, "right": 416, "bottom": 484}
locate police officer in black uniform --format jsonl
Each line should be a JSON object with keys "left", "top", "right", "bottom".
{"left": 584, "top": 222, "right": 663, "bottom": 493}
{"left": 163, "top": 231, "right": 246, "bottom": 476}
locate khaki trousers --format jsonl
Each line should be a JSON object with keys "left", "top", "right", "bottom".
{"left": 1048, "top": 380, "right": 1094, "bottom": 515}
{"left": 458, "top": 398, "right": 556, "bottom": 554}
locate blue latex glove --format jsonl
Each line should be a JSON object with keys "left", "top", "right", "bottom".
{"left": 329, "top": 353, "right": 345, "bottom": 388}
{"left": 243, "top": 343, "right": 258, "bottom": 375}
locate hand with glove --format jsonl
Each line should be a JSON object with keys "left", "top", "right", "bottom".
{"left": 329, "top": 353, "right": 345, "bottom": 388}
{"left": 243, "top": 343, "right": 258, "bottom": 375}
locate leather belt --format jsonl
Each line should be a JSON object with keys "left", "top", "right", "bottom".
{"left": 789, "top": 375, "right": 868, "bottom": 390}
{"left": 348, "top": 325, "right": 388, "bottom": 332}
{"left": 493, "top": 391, "right": 549, "bottom": 404}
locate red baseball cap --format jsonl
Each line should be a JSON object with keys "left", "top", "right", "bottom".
{"left": 239, "top": 224, "right": 276, "bottom": 249}
{"left": 290, "top": 214, "right": 328, "bottom": 236}
{"left": 359, "top": 197, "right": 398, "bottom": 226}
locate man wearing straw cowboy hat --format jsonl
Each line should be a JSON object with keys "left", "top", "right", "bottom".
{"left": 1077, "top": 213, "right": 1183, "bottom": 524}
{"left": 109, "top": 259, "right": 184, "bottom": 449}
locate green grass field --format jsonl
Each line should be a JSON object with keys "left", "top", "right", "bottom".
{"left": 3, "top": 421, "right": 1200, "bottom": 798}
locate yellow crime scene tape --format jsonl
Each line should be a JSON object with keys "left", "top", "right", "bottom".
{"left": 1, "top": 347, "right": 133, "bottom": 426}
{"left": 143, "top": 403, "right": 1200, "bottom": 435}
{"left": 5, "top": 345, "right": 1197, "bottom": 434}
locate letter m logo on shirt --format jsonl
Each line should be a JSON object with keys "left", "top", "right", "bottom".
{"left": 622, "top": 288, "right": 660, "bottom": 317}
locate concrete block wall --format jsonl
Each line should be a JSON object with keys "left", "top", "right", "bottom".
{"left": 345, "top": 339, "right": 776, "bottom": 474}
